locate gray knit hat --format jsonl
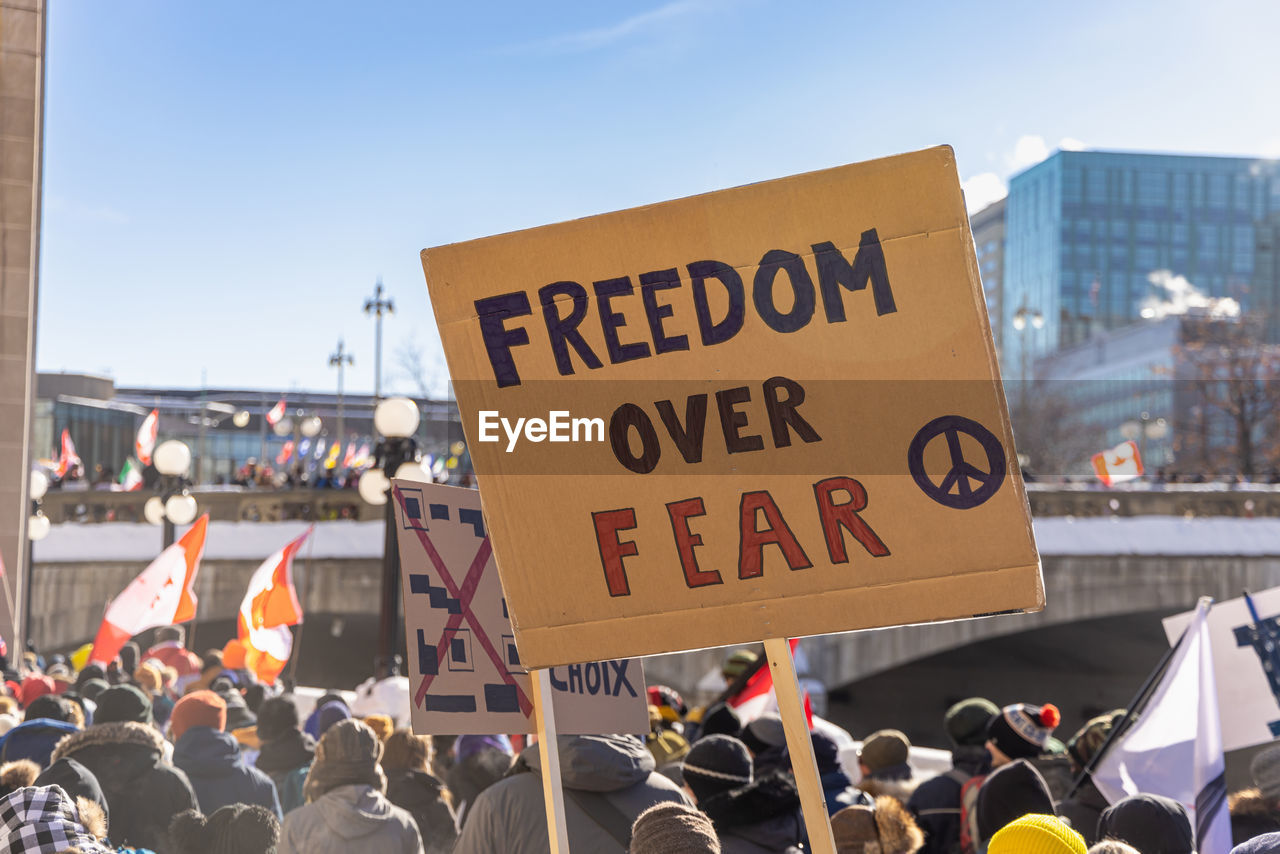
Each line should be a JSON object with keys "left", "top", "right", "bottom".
{"left": 1253, "top": 744, "right": 1280, "bottom": 801}
{"left": 303, "top": 719, "right": 386, "bottom": 803}
{"left": 629, "top": 801, "right": 720, "bottom": 853}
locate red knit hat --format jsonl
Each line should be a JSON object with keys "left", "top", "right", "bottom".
{"left": 171, "top": 690, "right": 228, "bottom": 739}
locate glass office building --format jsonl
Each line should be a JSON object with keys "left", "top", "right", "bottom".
{"left": 1002, "top": 150, "right": 1280, "bottom": 379}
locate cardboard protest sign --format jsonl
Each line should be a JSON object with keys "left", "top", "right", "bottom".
{"left": 393, "top": 479, "right": 648, "bottom": 735}
{"left": 1164, "top": 587, "right": 1280, "bottom": 752}
{"left": 421, "top": 146, "right": 1043, "bottom": 667}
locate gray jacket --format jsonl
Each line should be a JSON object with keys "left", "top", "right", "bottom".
{"left": 280, "top": 783, "right": 424, "bottom": 854}
{"left": 453, "top": 734, "right": 690, "bottom": 854}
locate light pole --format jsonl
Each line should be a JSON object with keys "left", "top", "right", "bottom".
{"left": 364, "top": 280, "right": 395, "bottom": 403}
{"left": 24, "top": 470, "right": 50, "bottom": 654}
{"left": 357, "top": 398, "right": 431, "bottom": 678}
{"left": 1120, "top": 412, "right": 1170, "bottom": 475}
{"left": 329, "top": 338, "right": 354, "bottom": 451}
{"left": 1011, "top": 302, "right": 1045, "bottom": 431}
{"left": 147, "top": 440, "right": 198, "bottom": 548}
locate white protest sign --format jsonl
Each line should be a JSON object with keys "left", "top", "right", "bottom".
{"left": 392, "top": 479, "right": 649, "bottom": 735}
{"left": 1164, "top": 586, "right": 1280, "bottom": 752}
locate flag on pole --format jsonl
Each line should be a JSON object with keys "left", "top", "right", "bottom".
{"left": 351, "top": 442, "right": 371, "bottom": 469}
{"left": 276, "top": 440, "right": 294, "bottom": 466}
{"left": 297, "top": 438, "right": 311, "bottom": 460}
{"left": 266, "top": 399, "right": 286, "bottom": 426}
{"left": 342, "top": 441, "right": 357, "bottom": 468}
{"left": 325, "top": 440, "right": 342, "bottom": 470}
{"left": 117, "top": 458, "right": 144, "bottom": 492}
{"left": 314, "top": 438, "right": 327, "bottom": 460}
{"left": 54, "top": 429, "right": 81, "bottom": 479}
{"left": 135, "top": 409, "right": 158, "bottom": 465}
{"left": 1092, "top": 440, "right": 1143, "bottom": 487}
{"left": 237, "top": 527, "right": 310, "bottom": 684}
{"left": 1093, "top": 597, "right": 1231, "bottom": 854}
{"left": 727, "top": 639, "right": 801, "bottom": 723}
{"left": 89, "top": 515, "right": 209, "bottom": 666}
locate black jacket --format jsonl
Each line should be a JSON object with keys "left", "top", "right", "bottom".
{"left": 908, "top": 747, "right": 990, "bottom": 854}
{"left": 254, "top": 728, "right": 315, "bottom": 787}
{"left": 700, "top": 772, "right": 807, "bottom": 854}
{"left": 51, "top": 720, "right": 198, "bottom": 851}
{"left": 1056, "top": 778, "right": 1109, "bottom": 845}
{"left": 385, "top": 769, "right": 458, "bottom": 854}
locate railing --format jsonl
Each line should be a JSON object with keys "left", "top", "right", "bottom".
{"left": 1025, "top": 481, "right": 1280, "bottom": 518}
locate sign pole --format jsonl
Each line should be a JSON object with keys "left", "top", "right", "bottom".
{"left": 764, "top": 637, "right": 836, "bottom": 854}
{"left": 532, "top": 666, "right": 570, "bottom": 853}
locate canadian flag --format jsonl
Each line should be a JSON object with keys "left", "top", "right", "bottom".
{"left": 54, "top": 429, "right": 81, "bottom": 479}
{"left": 90, "top": 515, "right": 209, "bottom": 665}
{"left": 276, "top": 440, "right": 294, "bottom": 466}
{"left": 1092, "top": 440, "right": 1143, "bottom": 487}
{"left": 266, "top": 398, "right": 287, "bottom": 426}
{"left": 727, "top": 639, "right": 803, "bottom": 723}
{"left": 135, "top": 409, "right": 158, "bottom": 466}
{"left": 238, "top": 527, "right": 310, "bottom": 684}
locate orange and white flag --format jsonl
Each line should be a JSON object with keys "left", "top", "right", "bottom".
{"left": 135, "top": 409, "right": 158, "bottom": 466}
{"left": 90, "top": 515, "right": 209, "bottom": 664}
{"left": 1092, "top": 440, "right": 1143, "bottom": 486}
{"left": 238, "top": 526, "right": 310, "bottom": 684}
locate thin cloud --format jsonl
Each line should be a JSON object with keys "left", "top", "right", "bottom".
{"left": 509, "top": 0, "right": 709, "bottom": 54}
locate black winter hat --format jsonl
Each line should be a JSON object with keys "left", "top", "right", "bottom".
{"left": 975, "top": 758, "right": 1055, "bottom": 841}
{"left": 986, "top": 702, "right": 1060, "bottom": 760}
{"left": 23, "top": 694, "right": 77, "bottom": 723}
{"left": 945, "top": 697, "right": 999, "bottom": 748}
{"left": 256, "top": 695, "right": 300, "bottom": 743}
{"left": 94, "top": 684, "right": 152, "bottom": 725}
{"left": 683, "top": 734, "right": 753, "bottom": 803}
{"left": 810, "top": 730, "right": 841, "bottom": 776}
{"left": 740, "top": 714, "right": 785, "bottom": 755}
{"left": 34, "top": 757, "right": 109, "bottom": 826}
{"left": 78, "top": 679, "right": 109, "bottom": 703}
{"left": 170, "top": 804, "right": 281, "bottom": 854}
{"left": 698, "top": 703, "right": 742, "bottom": 739}
{"left": 1097, "top": 793, "right": 1194, "bottom": 854}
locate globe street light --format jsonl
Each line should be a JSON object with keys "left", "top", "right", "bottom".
{"left": 153, "top": 439, "right": 198, "bottom": 548}
{"left": 358, "top": 397, "right": 421, "bottom": 678}
{"left": 1120, "top": 412, "right": 1170, "bottom": 475}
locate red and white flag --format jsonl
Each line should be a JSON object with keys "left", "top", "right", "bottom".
{"left": 727, "top": 639, "right": 802, "bottom": 723}
{"left": 89, "top": 515, "right": 209, "bottom": 665}
{"left": 135, "top": 409, "right": 158, "bottom": 466}
{"left": 343, "top": 441, "right": 357, "bottom": 468}
{"left": 1092, "top": 440, "right": 1143, "bottom": 487}
{"left": 238, "top": 527, "right": 310, "bottom": 684}
{"left": 266, "top": 399, "right": 287, "bottom": 426}
{"left": 54, "top": 429, "right": 81, "bottom": 479}
{"left": 276, "top": 440, "right": 294, "bottom": 466}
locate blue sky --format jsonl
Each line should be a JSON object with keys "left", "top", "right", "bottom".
{"left": 38, "top": 0, "right": 1280, "bottom": 396}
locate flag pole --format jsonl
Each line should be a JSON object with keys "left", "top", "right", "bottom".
{"left": 1064, "top": 622, "right": 1191, "bottom": 799}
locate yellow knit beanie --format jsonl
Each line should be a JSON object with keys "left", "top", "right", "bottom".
{"left": 988, "top": 814, "right": 1087, "bottom": 854}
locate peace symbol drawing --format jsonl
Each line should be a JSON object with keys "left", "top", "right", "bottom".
{"left": 907, "top": 415, "right": 1007, "bottom": 509}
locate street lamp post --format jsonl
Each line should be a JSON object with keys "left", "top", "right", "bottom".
{"left": 24, "top": 470, "right": 50, "bottom": 653}
{"left": 1120, "top": 412, "right": 1170, "bottom": 475}
{"left": 1011, "top": 303, "right": 1045, "bottom": 432}
{"left": 357, "top": 398, "right": 430, "bottom": 678}
{"left": 363, "top": 280, "right": 395, "bottom": 403}
{"left": 148, "top": 440, "right": 198, "bottom": 548}
{"left": 329, "top": 338, "right": 354, "bottom": 452}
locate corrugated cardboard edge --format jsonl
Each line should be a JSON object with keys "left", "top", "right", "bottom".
{"left": 513, "top": 560, "right": 1045, "bottom": 669}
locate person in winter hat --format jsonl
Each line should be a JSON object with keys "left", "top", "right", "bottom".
{"left": 696, "top": 702, "right": 743, "bottom": 741}
{"left": 253, "top": 695, "right": 314, "bottom": 815}
{"left": 986, "top": 703, "right": 1060, "bottom": 767}
{"left": 740, "top": 714, "right": 791, "bottom": 777}
{"left": 1056, "top": 711, "right": 1125, "bottom": 846}
{"left": 34, "top": 756, "right": 109, "bottom": 825}
{"left": 0, "top": 784, "right": 115, "bottom": 853}
{"left": 987, "top": 814, "right": 1086, "bottom": 854}
{"left": 1231, "top": 744, "right": 1280, "bottom": 844}
{"left": 907, "top": 697, "right": 996, "bottom": 854}
{"left": 171, "top": 690, "right": 282, "bottom": 819}
{"left": 860, "top": 730, "right": 913, "bottom": 782}
{"left": 380, "top": 729, "right": 456, "bottom": 854}
{"left": 170, "top": 804, "right": 280, "bottom": 854}
{"left": 831, "top": 796, "right": 925, "bottom": 854}
{"left": 455, "top": 734, "right": 688, "bottom": 854}
{"left": 310, "top": 699, "right": 352, "bottom": 740}
{"left": 1097, "top": 794, "right": 1195, "bottom": 854}
{"left": 143, "top": 625, "right": 202, "bottom": 692}
{"left": 630, "top": 801, "right": 721, "bottom": 853}
{"left": 446, "top": 734, "right": 514, "bottom": 829}
{"left": 975, "top": 758, "right": 1055, "bottom": 844}
{"left": 683, "top": 733, "right": 805, "bottom": 854}
{"left": 813, "top": 729, "right": 871, "bottom": 815}
{"left": 1, "top": 694, "right": 82, "bottom": 768}
{"left": 135, "top": 662, "right": 174, "bottom": 730}
{"left": 51, "top": 690, "right": 197, "bottom": 852}
{"left": 281, "top": 718, "right": 423, "bottom": 854}
{"left": 1232, "top": 831, "right": 1280, "bottom": 853}
{"left": 302, "top": 692, "right": 350, "bottom": 739}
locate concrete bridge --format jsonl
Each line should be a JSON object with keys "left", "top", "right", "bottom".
{"left": 25, "top": 484, "right": 1280, "bottom": 741}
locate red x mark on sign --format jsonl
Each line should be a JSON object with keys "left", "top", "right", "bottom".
{"left": 395, "top": 487, "right": 533, "bottom": 717}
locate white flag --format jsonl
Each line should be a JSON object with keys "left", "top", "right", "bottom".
{"left": 1093, "top": 597, "right": 1231, "bottom": 854}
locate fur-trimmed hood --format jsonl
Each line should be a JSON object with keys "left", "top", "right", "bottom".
{"left": 51, "top": 721, "right": 167, "bottom": 765}
{"left": 1232, "top": 788, "right": 1280, "bottom": 818}
{"left": 860, "top": 776, "right": 920, "bottom": 805}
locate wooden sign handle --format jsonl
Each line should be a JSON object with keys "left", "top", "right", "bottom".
{"left": 532, "top": 667, "right": 571, "bottom": 853}
{"left": 764, "top": 637, "right": 836, "bottom": 854}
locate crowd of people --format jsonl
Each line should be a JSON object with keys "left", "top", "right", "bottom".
{"left": 0, "top": 637, "right": 1274, "bottom": 852}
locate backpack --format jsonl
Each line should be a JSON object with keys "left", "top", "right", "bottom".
{"left": 958, "top": 773, "right": 984, "bottom": 854}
